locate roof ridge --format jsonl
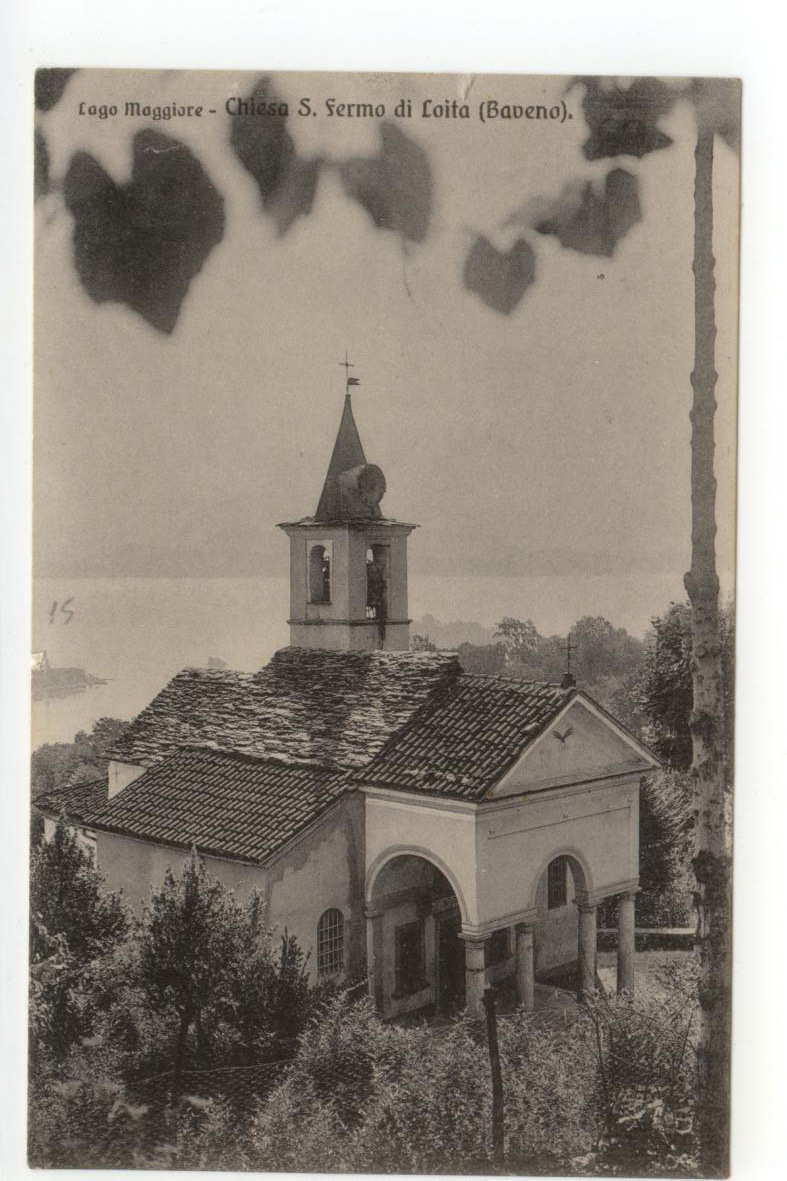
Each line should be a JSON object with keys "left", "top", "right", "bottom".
{"left": 164, "top": 744, "right": 345, "bottom": 773}
{"left": 459, "top": 672, "right": 571, "bottom": 689}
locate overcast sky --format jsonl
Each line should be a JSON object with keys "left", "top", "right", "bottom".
{"left": 34, "top": 69, "right": 738, "bottom": 615}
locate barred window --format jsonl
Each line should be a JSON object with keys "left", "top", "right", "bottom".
{"left": 317, "top": 908, "right": 344, "bottom": 977}
{"left": 547, "top": 858, "right": 568, "bottom": 909}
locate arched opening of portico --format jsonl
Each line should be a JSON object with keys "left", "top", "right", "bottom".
{"left": 366, "top": 853, "right": 466, "bottom": 1019}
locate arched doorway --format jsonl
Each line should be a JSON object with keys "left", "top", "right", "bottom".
{"left": 533, "top": 853, "right": 588, "bottom": 990}
{"left": 367, "top": 853, "right": 466, "bottom": 1019}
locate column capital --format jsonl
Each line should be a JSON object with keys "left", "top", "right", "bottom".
{"left": 364, "top": 906, "right": 384, "bottom": 920}
{"left": 461, "top": 907, "right": 538, "bottom": 940}
{"left": 576, "top": 877, "right": 640, "bottom": 908}
{"left": 459, "top": 930, "right": 488, "bottom": 945}
{"left": 574, "top": 896, "right": 598, "bottom": 914}
{"left": 514, "top": 920, "right": 535, "bottom": 937}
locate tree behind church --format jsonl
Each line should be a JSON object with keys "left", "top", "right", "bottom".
{"left": 30, "top": 817, "right": 129, "bottom": 1070}
{"left": 133, "top": 851, "right": 309, "bottom": 1079}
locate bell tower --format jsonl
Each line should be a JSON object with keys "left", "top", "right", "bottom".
{"left": 279, "top": 390, "right": 416, "bottom": 651}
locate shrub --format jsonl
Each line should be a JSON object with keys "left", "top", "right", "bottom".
{"left": 500, "top": 1009, "right": 601, "bottom": 1172}
{"left": 350, "top": 1020, "right": 492, "bottom": 1173}
{"left": 583, "top": 964, "right": 700, "bottom": 1176}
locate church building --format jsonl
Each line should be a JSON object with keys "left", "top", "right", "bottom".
{"left": 41, "top": 390, "right": 659, "bottom": 1018}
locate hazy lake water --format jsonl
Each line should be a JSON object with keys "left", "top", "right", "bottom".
{"left": 32, "top": 570, "right": 686, "bottom": 748}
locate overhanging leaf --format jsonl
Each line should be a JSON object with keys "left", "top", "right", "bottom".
{"left": 35, "top": 69, "right": 77, "bottom": 112}
{"left": 63, "top": 130, "right": 225, "bottom": 333}
{"left": 229, "top": 77, "right": 322, "bottom": 234}
{"left": 580, "top": 77, "right": 677, "bottom": 161}
{"left": 533, "top": 169, "right": 641, "bottom": 257}
{"left": 339, "top": 122, "right": 431, "bottom": 243}
{"left": 463, "top": 236, "right": 536, "bottom": 314}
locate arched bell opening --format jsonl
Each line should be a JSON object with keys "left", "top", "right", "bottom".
{"left": 367, "top": 853, "right": 465, "bottom": 1019}
{"left": 365, "top": 544, "right": 389, "bottom": 621}
{"left": 308, "top": 543, "right": 331, "bottom": 604}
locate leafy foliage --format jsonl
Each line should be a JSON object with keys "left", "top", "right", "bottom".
{"left": 635, "top": 601, "right": 735, "bottom": 770}
{"left": 249, "top": 993, "right": 603, "bottom": 1174}
{"left": 130, "top": 851, "right": 308, "bottom": 1077}
{"left": 637, "top": 770, "right": 694, "bottom": 926}
{"left": 63, "top": 131, "right": 225, "bottom": 333}
{"left": 31, "top": 717, "right": 129, "bottom": 846}
{"left": 456, "top": 640, "right": 508, "bottom": 675}
{"left": 229, "top": 76, "right": 322, "bottom": 235}
{"left": 533, "top": 168, "right": 642, "bottom": 257}
{"left": 31, "top": 817, "right": 128, "bottom": 967}
{"left": 583, "top": 965, "right": 699, "bottom": 1175}
{"left": 502, "top": 1008, "right": 601, "bottom": 1170}
{"left": 29, "top": 818, "right": 128, "bottom": 1068}
{"left": 463, "top": 235, "right": 537, "bottom": 313}
{"left": 494, "top": 615, "right": 538, "bottom": 657}
{"left": 31, "top": 717, "right": 130, "bottom": 802}
{"left": 339, "top": 122, "right": 432, "bottom": 244}
{"left": 34, "top": 67, "right": 76, "bottom": 112}
{"left": 579, "top": 77, "right": 677, "bottom": 160}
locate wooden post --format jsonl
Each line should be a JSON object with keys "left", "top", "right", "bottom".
{"left": 483, "top": 988, "right": 505, "bottom": 1165}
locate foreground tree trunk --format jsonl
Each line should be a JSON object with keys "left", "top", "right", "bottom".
{"left": 684, "top": 121, "right": 732, "bottom": 1176}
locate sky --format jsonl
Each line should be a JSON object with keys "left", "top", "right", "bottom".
{"left": 33, "top": 69, "right": 739, "bottom": 623}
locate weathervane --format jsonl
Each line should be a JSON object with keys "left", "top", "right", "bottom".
{"left": 340, "top": 350, "right": 360, "bottom": 395}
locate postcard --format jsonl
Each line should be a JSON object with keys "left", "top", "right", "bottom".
{"left": 31, "top": 68, "right": 739, "bottom": 1175}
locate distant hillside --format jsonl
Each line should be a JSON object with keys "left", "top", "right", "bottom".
{"left": 410, "top": 614, "right": 497, "bottom": 649}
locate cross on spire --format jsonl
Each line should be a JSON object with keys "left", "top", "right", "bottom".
{"left": 340, "top": 350, "right": 360, "bottom": 394}
{"left": 561, "top": 633, "right": 576, "bottom": 689}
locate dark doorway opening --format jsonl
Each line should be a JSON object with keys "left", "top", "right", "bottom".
{"left": 436, "top": 909, "right": 465, "bottom": 1014}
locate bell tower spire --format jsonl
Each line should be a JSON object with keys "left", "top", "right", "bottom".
{"left": 278, "top": 370, "right": 416, "bottom": 652}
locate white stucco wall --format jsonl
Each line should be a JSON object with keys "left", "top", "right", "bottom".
{"left": 94, "top": 793, "right": 366, "bottom": 985}
{"left": 364, "top": 791, "right": 479, "bottom": 925}
{"left": 476, "top": 775, "right": 641, "bottom": 921}
{"left": 533, "top": 866, "right": 578, "bottom": 975}
{"left": 364, "top": 772, "right": 640, "bottom": 947}
{"left": 96, "top": 830, "right": 266, "bottom": 913}
{"left": 107, "top": 759, "right": 145, "bottom": 799}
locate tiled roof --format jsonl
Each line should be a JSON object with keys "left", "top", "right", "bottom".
{"left": 109, "top": 648, "right": 461, "bottom": 771}
{"left": 34, "top": 776, "right": 108, "bottom": 823}
{"left": 353, "top": 675, "right": 575, "bottom": 800}
{"left": 79, "top": 747, "right": 350, "bottom": 864}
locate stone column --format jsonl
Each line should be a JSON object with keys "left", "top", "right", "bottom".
{"left": 577, "top": 902, "right": 598, "bottom": 998}
{"left": 366, "top": 909, "right": 385, "bottom": 1012}
{"left": 617, "top": 891, "right": 637, "bottom": 995}
{"left": 462, "top": 936, "right": 487, "bottom": 1019}
{"left": 515, "top": 923, "right": 535, "bottom": 1011}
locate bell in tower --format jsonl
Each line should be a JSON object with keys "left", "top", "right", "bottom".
{"left": 278, "top": 382, "right": 416, "bottom": 652}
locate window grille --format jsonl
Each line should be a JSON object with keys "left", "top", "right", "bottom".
{"left": 547, "top": 858, "right": 568, "bottom": 909}
{"left": 317, "top": 908, "right": 344, "bottom": 977}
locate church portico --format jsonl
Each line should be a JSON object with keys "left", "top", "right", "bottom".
{"left": 363, "top": 765, "right": 649, "bottom": 1018}
{"left": 366, "top": 852, "right": 469, "bottom": 1019}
